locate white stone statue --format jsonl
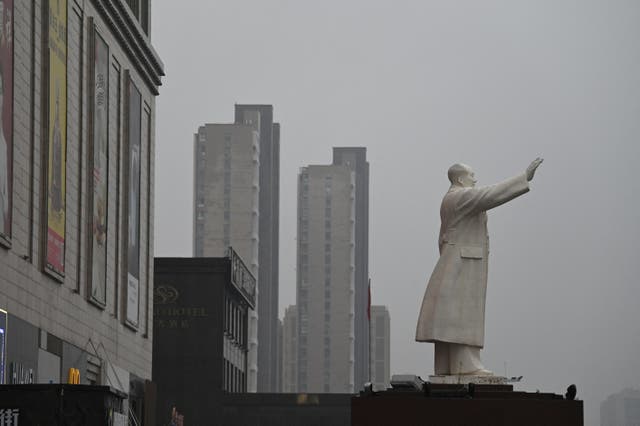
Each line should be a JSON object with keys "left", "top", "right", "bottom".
{"left": 416, "top": 158, "right": 543, "bottom": 377}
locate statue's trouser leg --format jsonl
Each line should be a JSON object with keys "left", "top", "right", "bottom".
{"left": 434, "top": 342, "right": 450, "bottom": 375}
{"left": 448, "top": 343, "right": 489, "bottom": 375}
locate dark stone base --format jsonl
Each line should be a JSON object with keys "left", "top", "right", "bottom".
{"left": 222, "top": 393, "right": 352, "bottom": 426}
{"left": 0, "top": 384, "right": 127, "bottom": 426}
{"left": 352, "top": 384, "right": 583, "bottom": 426}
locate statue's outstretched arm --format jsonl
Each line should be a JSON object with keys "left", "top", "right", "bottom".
{"left": 456, "top": 174, "right": 529, "bottom": 215}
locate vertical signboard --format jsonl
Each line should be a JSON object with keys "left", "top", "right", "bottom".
{"left": 0, "top": 0, "right": 12, "bottom": 245}
{"left": 45, "top": 0, "right": 67, "bottom": 276}
{"left": 88, "top": 26, "right": 109, "bottom": 306}
{"left": 125, "top": 72, "right": 141, "bottom": 327}
{"left": 0, "top": 309, "right": 6, "bottom": 384}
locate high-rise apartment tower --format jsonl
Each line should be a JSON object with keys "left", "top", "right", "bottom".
{"left": 282, "top": 305, "right": 298, "bottom": 393}
{"left": 193, "top": 119, "right": 260, "bottom": 391}
{"left": 193, "top": 105, "right": 280, "bottom": 392}
{"left": 234, "top": 105, "right": 280, "bottom": 393}
{"left": 369, "top": 305, "right": 391, "bottom": 391}
{"left": 295, "top": 147, "right": 369, "bottom": 393}
{"left": 332, "top": 148, "right": 370, "bottom": 391}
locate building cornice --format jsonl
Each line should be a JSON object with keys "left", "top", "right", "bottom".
{"left": 90, "top": 0, "right": 165, "bottom": 95}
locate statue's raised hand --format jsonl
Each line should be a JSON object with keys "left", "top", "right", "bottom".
{"left": 526, "top": 157, "right": 543, "bottom": 181}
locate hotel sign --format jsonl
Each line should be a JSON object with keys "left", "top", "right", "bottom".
{"left": 228, "top": 247, "right": 256, "bottom": 308}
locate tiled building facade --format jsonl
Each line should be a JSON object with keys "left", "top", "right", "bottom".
{"left": 0, "top": 0, "right": 163, "bottom": 423}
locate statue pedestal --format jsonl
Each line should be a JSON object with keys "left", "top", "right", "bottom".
{"left": 428, "top": 374, "right": 509, "bottom": 385}
{"left": 351, "top": 383, "right": 583, "bottom": 426}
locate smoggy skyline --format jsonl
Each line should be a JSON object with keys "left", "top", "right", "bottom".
{"left": 152, "top": 2, "right": 640, "bottom": 425}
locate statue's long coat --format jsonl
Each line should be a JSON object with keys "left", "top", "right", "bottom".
{"left": 416, "top": 174, "right": 530, "bottom": 347}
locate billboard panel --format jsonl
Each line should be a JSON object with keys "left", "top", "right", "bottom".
{"left": 0, "top": 0, "right": 13, "bottom": 244}
{"left": 45, "top": 0, "right": 67, "bottom": 276}
{"left": 125, "top": 74, "right": 141, "bottom": 327}
{"left": 88, "top": 27, "right": 109, "bottom": 306}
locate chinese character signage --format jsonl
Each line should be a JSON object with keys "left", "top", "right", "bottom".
{"left": 45, "top": 0, "right": 67, "bottom": 276}
{"left": 88, "top": 25, "right": 109, "bottom": 306}
{"left": 0, "top": 409, "right": 19, "bottom": 425}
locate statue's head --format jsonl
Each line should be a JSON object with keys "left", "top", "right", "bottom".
{"left": 448, "top": 163, "right": 477, "bottom": 188}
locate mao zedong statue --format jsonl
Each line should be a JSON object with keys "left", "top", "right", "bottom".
{"left": 416, "top": 158, "right": 543, "bottom": 376}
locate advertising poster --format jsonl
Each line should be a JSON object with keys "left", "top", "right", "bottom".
{"left": 46, "top": 0, "right": 67, "bottom": 276}
{"left": 126, "top": 74, "right": 141, "bottom": 326}
{"left": 89, "top": 28, "right": 109, "bottom": 305}
{"left": 0, "top": 0, "right": 13, "bottom": 244}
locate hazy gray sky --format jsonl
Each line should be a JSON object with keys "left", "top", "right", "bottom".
{"left": 152, "top": 1, "right": 640, "bottom": 424}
